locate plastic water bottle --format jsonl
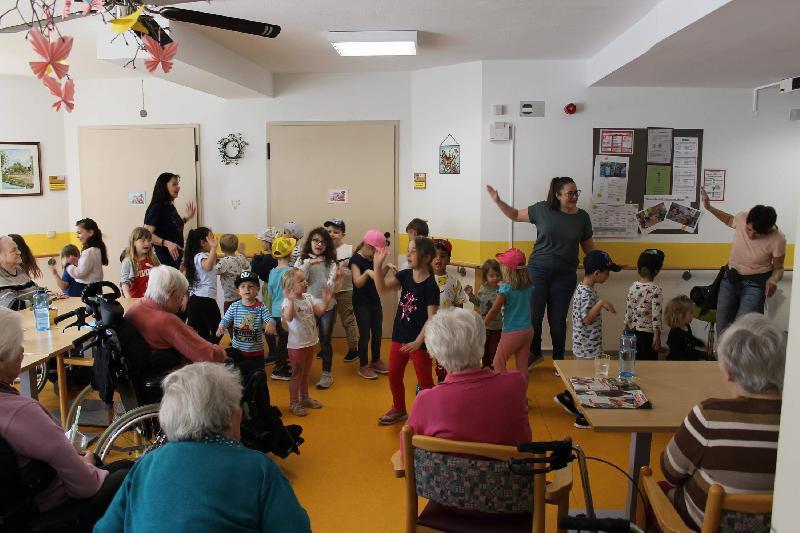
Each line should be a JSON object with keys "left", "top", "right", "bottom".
{"left": 618, "top": 330, "right": 637, "bottom": 381}
{"left": 33, "top": 289, "right": 51, "bottom": 332}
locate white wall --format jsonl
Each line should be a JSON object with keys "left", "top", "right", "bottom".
{"left": 409, "top": 62, "right": 483, "bottom": 239}
{"left": 772, "top": 209, "right": 800, "bottom": 532}
{"left": 61, "top": 71, "right": 412, "bottom": 235}
{"left": 481, "top": 60, "right": 800, "bottom": 244}
{"left": 0, "top": 77, "right": 68, "bottom": 234}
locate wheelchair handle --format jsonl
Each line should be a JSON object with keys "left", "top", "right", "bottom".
{"left": 54, "top": 308, "right": 79, "bottom": 324}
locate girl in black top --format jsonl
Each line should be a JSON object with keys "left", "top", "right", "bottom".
{"left": 373, "top": 236, "right": 438, "bottom": 426}
{"left": 144, "top": 172, "right": 196, "bottom": 269}
{"left": 664, "top": 295, "right": 707, "bottom": 361}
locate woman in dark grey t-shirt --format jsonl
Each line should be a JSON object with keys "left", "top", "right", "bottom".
{"left": 487, "top": 177, "right": 594, "bottom": 362}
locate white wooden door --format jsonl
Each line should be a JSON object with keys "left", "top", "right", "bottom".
{"left": 267, "top": 122, "right": 398, "bottom": 337}
{"left": 77, "top": 125, "right": 199, "bottom": 284}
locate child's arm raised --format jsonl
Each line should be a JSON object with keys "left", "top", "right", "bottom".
{"left": 483, "top": 293, "right": 506, "bottom": 327}
{"left": 281, "top": 289, "right": 296, "bottom": 323}
{"left": 48, "top": 260, "right": 70, "bottom": 291}
{"left": 201, "top": 234, "right": 218, "bottom": 271}
{"left": 400, "top": 304, "right": 438, "bottom": 353}
{"left": 373, "top": 248, "right": 400, "bottom": 293}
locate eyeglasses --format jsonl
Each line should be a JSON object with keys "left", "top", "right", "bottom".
{"left": 311, "top": 238, "right": 325, "bottom": 245}
{"left": 560, "top": 190, "right": 581, "bottom": 198}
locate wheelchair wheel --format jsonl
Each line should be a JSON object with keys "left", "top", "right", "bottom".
{"left": 35, "top": 363, "right": 48, "bottom": 393}
{"left": 65, "top": 384, "right": 94, "bottom": 429}
{"left": 93, "top": 404, "right": 162, "bottom": 461}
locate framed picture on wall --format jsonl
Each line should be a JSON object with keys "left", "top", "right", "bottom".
{"left": 0, "top": 142, "right": 42, "bottom": 196}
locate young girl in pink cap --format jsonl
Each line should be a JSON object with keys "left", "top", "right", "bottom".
{"left": 484, "top": 248, "right": 535, "bottom": 387}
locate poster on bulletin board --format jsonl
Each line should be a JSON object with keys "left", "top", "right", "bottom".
{"left": 703, "top": 169, "right": 726, "bottom": 201}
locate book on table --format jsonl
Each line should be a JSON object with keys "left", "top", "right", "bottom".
{"left": 568, "top": 377, "right": 651, "bottom": 409}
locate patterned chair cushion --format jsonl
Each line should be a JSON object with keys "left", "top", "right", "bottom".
{"left": 718, "top": 510, "right": 771, "bottom": 533}
{"left": 413, "top": 448, "right": 533, "bottom": 514}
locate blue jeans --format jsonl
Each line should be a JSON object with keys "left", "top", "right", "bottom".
{"left": 528, "top": 263, "right": 578, "bottom": 360}
{"left": 317, "top": 307, "right": 336, "bottom": 372}
{"left": 716, "top": 271, "right": 766, "bottom": 337}
{"left": 354, "top": 302, "right": 383, "bottom": 367}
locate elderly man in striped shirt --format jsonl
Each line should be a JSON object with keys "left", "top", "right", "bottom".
{"left": 660, "top": 313, "right": 784, "bottom": 530}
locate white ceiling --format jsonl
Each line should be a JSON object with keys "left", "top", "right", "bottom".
{"left": 595, "top": 0, "right": 800, "bottom": 87}
{"left": 0, "top": 0, "right": 661, "bottom": 77}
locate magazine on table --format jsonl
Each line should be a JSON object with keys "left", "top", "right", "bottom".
{"left": 568, "top": 377, "right": 651, "bottom": 409}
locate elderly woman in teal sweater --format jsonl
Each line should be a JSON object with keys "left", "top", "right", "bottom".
{"left": 94, "top": 363, "right": 310, "bottom": 533}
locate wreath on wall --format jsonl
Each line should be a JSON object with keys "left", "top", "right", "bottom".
{"left": 217, "top": 133, "right": 248, "bottom": 165}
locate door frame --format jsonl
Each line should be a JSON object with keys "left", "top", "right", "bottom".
{"left": 265, "top": 120, "right": 399, "bottom": 247}
{"left": 77, "top": 124, "right": 203, "bottom": 224}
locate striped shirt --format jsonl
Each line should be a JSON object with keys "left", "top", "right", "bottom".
{"left": 660, "top": 397, "right": 781, "bottom": 530}
{"left": 219, "top": 300, "right": 274, "bottom": 356}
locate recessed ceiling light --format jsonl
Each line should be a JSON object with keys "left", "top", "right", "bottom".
{"left": 328, "top": 31, "right": 417, "bottom": 57}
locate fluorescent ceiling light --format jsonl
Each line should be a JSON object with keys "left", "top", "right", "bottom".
{"left": 328, "top": 30, "right": 417, "bottom": 57}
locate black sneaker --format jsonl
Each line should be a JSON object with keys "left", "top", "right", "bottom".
{"left": 264, "top": 355, "right": 278, "bottom": 367}
{"left": 271, "top": 366, "right": 292, "bottom": 381}
{"left": 316, "top": 350, "right": 323, "bottom": 360}
{"left": 554, "top": 391, "right": 579, "bottom": 416}
{"left": 574, "top": 413, "right": 590, "bottom": 429}
{"left": 527, "top": 353, "right": 544, "bottom": 371}
{"left": 343, "top": 351, "right": 359, "bottom": 363}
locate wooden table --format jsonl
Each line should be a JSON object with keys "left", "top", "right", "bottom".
{"left": 554, "top": 360, "right": 731, "bottom": 520}
{"left": 19, "top": 297, "right": 136, "bottom": 426}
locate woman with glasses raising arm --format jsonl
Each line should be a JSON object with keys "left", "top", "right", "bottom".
{"left": 487, "top": 177, "right": 595, "bottom": 366}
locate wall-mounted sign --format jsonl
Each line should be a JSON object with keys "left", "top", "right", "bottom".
{"left": 413, "top": 172, "right": 426, "bottom": 190}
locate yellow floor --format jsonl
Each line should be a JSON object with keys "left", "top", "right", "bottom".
{"left": 39, "top": 339, "right": 672, "bottom": 532}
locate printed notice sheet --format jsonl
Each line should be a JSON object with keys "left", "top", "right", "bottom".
{"left": 592, "top": 155, "right": 629, "bottom": 204}
{"left": 647, "top": 128, "right": 672, "bottom": 164}
{"left": 591, "top": 203, "right": 639, "bottom": 239}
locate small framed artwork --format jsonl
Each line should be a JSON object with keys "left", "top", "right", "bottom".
{"left": 439, "top": 134, "right": 460, "bottom": 175}
{"left": 128, "top": 192, "right": 146, "bottom": 206}
{"left": 327, "top": 188, "right": 349, "bottom": 204}
{"left": 0, "top": 142, "right": 42, "bottom": 196}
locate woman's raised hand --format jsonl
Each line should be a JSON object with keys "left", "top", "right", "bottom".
{"left": 486, "top": 185, "right": 500, "bottom": 203}
{"left": 184, "top": 201, "right": 197, "bottom": 221}
{"left": 700, "top": 188, "right": 711, "bottom": 209}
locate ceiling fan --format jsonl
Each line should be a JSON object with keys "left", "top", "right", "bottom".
{"left": 0, "top": 0, "right": 281, "bottom": 42}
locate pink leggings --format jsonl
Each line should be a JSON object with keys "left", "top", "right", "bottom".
{"left": 288, "top": 346, "right": 314, "bottom": 404}
{"left": 493, "top": 328, "right": 534, "bottom": 387}
{"left": 389, "top": 341, "right": 434, "bottom": 413}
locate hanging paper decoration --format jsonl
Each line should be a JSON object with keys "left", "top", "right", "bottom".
{"left": 42, "top": 76, "right": 75, "bottom": 112}
{"left": 218, "top": 133, "right": 248, "bottom": 165}
{"left": 143, "top": 36, "right": 178, "bottom": 73}
{"left": 109, "top": 6, "right": 148, "bottom": 34}
{"left": 439, "top": 134, "right": 460, "bottom": 175}
{"left": 28, "top": 28, "right": 73, "bottom": 79}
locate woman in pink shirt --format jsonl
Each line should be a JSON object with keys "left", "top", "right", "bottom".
{"left": 0, "top": 307, "right": 131, "bottom": 528}
{"left": 125, "top": 265, "right": 226, "bottom": 369}
{"left": 405, "top": 308, "right": 531, "bottom": 447}
{"left": 701, "top": 190, "right": 786, "bottom": 335}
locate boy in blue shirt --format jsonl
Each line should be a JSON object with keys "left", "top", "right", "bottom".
{"left": 47, "top": 244, "right": 85, "bottom": 297}
{"left": 217, "top": 271, "right": 276, "bottom": 378}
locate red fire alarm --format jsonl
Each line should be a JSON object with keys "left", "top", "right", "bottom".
{"left": 564, "top": 103, "right": 577, "bottom": 115}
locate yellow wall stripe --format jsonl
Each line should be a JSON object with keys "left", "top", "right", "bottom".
{"left": 24, "top": 232, "right": 794, "bottom": 271}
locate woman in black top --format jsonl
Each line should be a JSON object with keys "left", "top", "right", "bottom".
{"left": 143, "top": 172, "right": 196, "bottom": 269}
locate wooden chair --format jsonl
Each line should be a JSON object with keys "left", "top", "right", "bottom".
{"left": 391, "top": 426, "right": 573, "bottom": 533}
{"left": 636, "top": 466, "right": 773, "bottom": 533}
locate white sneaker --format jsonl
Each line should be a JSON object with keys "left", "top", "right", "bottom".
{"left": 316, "top": 371, "right": 334, "bottom": 389}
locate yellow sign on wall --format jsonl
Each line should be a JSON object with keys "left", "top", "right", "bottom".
{"left": 413, "top": 172, "right": 426, "bottom": 190}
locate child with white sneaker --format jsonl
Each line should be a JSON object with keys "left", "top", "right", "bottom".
{"left": 281, "top": 267, "right": 333, "bottom": 417}
{"left": 324, "top": 219, "right": 360, "bottom": 364}
{"left": 554, "top": 250, "right": 620, "bottom": 429}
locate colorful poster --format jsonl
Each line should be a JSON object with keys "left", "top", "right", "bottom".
{"left": 592, "top": 155, "right": 629, "bottom": 204}
{"left": 128, "top": 192, "right": 146, "bottom": 206}
{"left": 413, "top": 172, "right": 427, "bottom": 190}
{"left": 647, "top": 128, "right": 672, "bottom": 164}
{"left": 599, "top": 129, "right": 634, "bottom": 155}
{"left": 645, "top": 165, "right": 671, "bottom": 195}
{"left": 665, "top": 202, "right": 702, "bottom": 233}
{"left": 703, "top": 169, "right": 726, "bottom": 201}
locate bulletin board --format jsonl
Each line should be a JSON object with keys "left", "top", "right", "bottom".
{"left": 591, "top": 127, "right": 703, "bottom": 235}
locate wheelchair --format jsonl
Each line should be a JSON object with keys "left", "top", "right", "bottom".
{"left": 58, "top": 282, "right": 303, "bottom": 462}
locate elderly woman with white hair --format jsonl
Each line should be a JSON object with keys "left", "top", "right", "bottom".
{"left": 95, "top": 363, "right": 311, "bottom": 532}
{"left": 0, "top": 234, "right": 43, "bottom": 309}
{"left": 0, "top": 307, "right": 131, "bottom": 528}
{"left": 125, "top": 265, "right": 225, "bottom": 366}
{"left": 660, "top": 313, "right": 784, "bottom": 530}
{"left": 405, "top": 307, "right": 531, "bottom": 446}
